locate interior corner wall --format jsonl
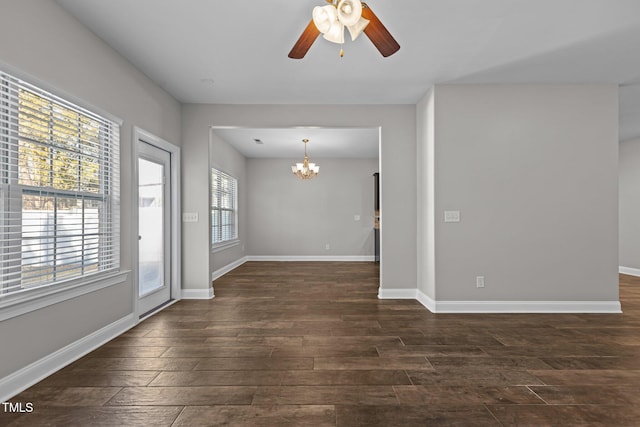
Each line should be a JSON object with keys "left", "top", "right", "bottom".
{"left": 619, "top": 137, "right": 640, "bottom": 272}
{"left": 246, "top": 158, "right": 378, "bottom": 257}
{"left": 432, "top": 84, "right": 619, "bottom": 302}
{"left": 416, "top": 88, "right": 436, "bottom": 300}
{"left": 180, "top": 104, "right": 417, "bottom": 292}
{"left": 210, "top": 132, "right": 248, "bottom": 273}
{"left": 179, "top": 113, "right": 211, "bottom": 291}
{"left": 0, "top": 1, "right": 181, "bottom": 380}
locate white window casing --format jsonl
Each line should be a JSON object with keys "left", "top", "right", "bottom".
{"left": 0, "top": 70, "right": 120, "bottom": 307}
{"left": 211, "top": 167, "right": 238, "bottom": 250}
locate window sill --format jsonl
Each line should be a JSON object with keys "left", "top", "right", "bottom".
{"left": 212, "top": 240, "right": 240, "bottom": 254}
{"left": 0, "top": 270, "right": 130, "bottom": 321}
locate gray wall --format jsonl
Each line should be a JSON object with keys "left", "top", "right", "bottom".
{"left": 181, "top": 104, "right": 417, "bottom": 293}
{"left": 210, "top": 131, "right": 248, "bottom": 272}
{"left": 0, "top": 0, "right": 181, "bottom": 379}
{"left": 246, "top": 158, "right": 378, "bottom": 257}
{"left": 619, "top": 137, "right": 640, "bottom": 271}
{"left": 427, "top": 84, "right": 619, "bottom": 302}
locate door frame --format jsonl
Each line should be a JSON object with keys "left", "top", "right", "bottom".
{"left": 132, "top": 127, "right": 182, "bottom": 319}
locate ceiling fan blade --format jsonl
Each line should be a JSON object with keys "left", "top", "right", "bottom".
{"left": 361, "top": 3, "right": 400, "bottom": 57}
{"left": 288, "top": 19, "right": 321, "bottom": 59}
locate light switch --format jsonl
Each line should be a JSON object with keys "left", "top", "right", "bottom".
{"left": 182, "top": 212, "right": 199, "bottom": 222}
{"left": 444, "top": 210, "right": 460, "bottom": 223}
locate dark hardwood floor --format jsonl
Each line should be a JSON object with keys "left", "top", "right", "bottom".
{"left": 2, "top": 262, "right": 640, "bottom": 426}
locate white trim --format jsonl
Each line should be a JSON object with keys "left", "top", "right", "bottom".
{"left": 182, "top": 287, "right": 215, "bottom": 300}
{"left": 212, "top": 256, "right": 248, "bottom": 282}
{"left": 619, "top": 266, "right": 640, "bottom": 277}
{"left": 211, "top": 240, "right": 240, "bottom": 254}
{"left": 247, "top": 255, "right": 375, "bottom": 262}
{"left": 132, "top": 127, "right": 182, "bottom": 318}
{"left": 378, "top": 287, "right": 621, "bottom": 313}
{"left": 0, "top": 312, "right": 136, "bottom": 402}
{"left": 0, "top": 271, "right": 129, "bottom": 322}
{"left": 431, "top": 300, "right": 622, "bottom": 314}
{"left": 416, "top": 289, "right": 437, "bottom": 313}
{"left": 377, "top": 288, "right": 417, "bottom": 299}
{"left": 210, "top": 168, "right": 238, "bottom": 250}
{"left": 376, "top": 288, "right": 437, "bottom": 313}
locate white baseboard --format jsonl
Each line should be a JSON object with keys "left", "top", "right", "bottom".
{"left": 182, "top": 287, "right": 215, "bottom": 299}
{"left": 212, "top": 256, "right": 248, "bottom": 282}
{"left": 0, "top": 312, "right": 137, "bottom": 402}
{"left": 432, "top": 300, "right": 622, "bottom": 313}
{"left": 247, "top": 255, "right": 375, "bottom": 262}
{"left": 377, "top": 288, "right": 437, "bottom": 313}
{"left": 416, "top": 289, "right": 437, "bottom": 312}
{"left": 377, "top": 288, "right": 417, "bottom": 299}
{"left": 378, "top": 288, "right": 621, "bottom": 314}
{"left": 620, "top": 266, "right": 640, "bottom": 277}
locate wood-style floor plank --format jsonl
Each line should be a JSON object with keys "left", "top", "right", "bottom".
{"left": 2, "top": 263, "right": 639, "bottom": 426}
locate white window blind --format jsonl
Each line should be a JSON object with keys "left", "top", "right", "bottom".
{"left": 0, "top": 70, "right": 120, "bottom": 299}
{"left": 211, "top": 168, "right": 237, "bottom": 246}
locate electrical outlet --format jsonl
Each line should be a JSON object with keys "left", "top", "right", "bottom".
{"left": 354, "top": 214, "right": 361, "bottom": 221}
{"left": 476, "top": 276, "right": 485, "bottom": 288}
{"left": 325, "top": 244, "right": 330, "bottom": 250}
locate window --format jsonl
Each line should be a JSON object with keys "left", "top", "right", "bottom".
{"left": 211, "top": 167, "right": 237, "bottom": 247}
{"left": 0, "top": 70, "right": 120, "bottom": 300}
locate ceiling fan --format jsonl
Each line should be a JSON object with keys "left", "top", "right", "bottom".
{"left": 288, "top": 0, "right": 400, "bottom": 59}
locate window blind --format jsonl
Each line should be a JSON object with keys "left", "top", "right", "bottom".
{"left": 0, "top": 70, "right": 120, "bottom": 298}
{"left": 211, "top": 168, "right": 237, "bottom": 245}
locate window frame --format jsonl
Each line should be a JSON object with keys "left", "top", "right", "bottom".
{"left": 0, "top": 66, "right": 124, "bottom": 317}
{"left": 211, "top": 167, "right": 238, "bottom": 251}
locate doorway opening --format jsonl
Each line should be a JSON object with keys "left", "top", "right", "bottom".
{"left": 209, "top": 126, "right": 382, "bottom": 285}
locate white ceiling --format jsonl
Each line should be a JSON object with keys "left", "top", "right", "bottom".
{"left": 55, "top": 0, "right": 640, "bottom": 148}
{"left": 212, "top": 127, "right": 379, "bottom": 159}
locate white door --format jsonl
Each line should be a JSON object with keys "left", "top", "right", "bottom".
{"left": 137, "top": 141, "right": 172, "bottom": 316}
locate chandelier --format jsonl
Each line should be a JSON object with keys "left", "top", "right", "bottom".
{"left": 291, "top": 139, "right": 319, "bottom": 180}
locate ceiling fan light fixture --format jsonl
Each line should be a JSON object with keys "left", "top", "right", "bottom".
{"left": 288, "top": 0, "right": 399, "bottom": 59}
{"left": 347, "top": 17, "right": 370, "bottom": 40}
{"left": 323, "top": 21, "right": 345, "bottom": 44}
{"left": 313, "top": 5, "right": 337, "bottom": 34}
{"left": 337, "top": 0, "right": 363, "bottom": 26}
